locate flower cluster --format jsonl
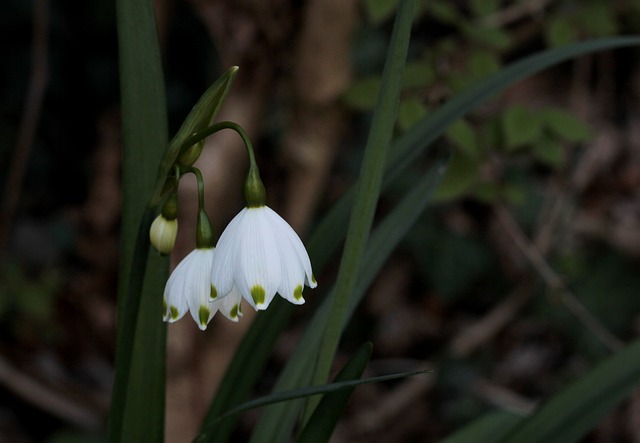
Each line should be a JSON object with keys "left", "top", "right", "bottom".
{"left": 150, "top": 125, "right": 316, "bottom": 330}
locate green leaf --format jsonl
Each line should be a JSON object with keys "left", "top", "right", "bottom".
{"left": 469, "top": 50, "right": 501, "bottom": 79}
{"left": 428, "top": 1, "right": 460, "bottom": 24}
{"left": 363, "top": 0, "right": 400, "bottom": 24}
{"left": 446, "top": 119, "right": 478, "bottom": 158}
{"left": 439, "top": 410, "right": 523, "bottom": 443}
{"left": 398, "top": 98, "right": 428, "bottom": 132}
{"left": 532, "top": 138, "right": 565, "bottom": 167}
{"left": 343, "top": 76, "right": 382, "bottom": 111}
{"left": 403, "top": 61, "right": 437, "bottom": 89}
{"left": 469, "top": 0, "right": 500, "bottom": 17}
{"left": 545, "top": 16, "right": 578, "bottom": 47}
{"left": 296, "top": 343, "right": 373, "bottom": 443}
{"left": 502, "top": 105, "right": 542, "bottom": 149}
{"left": 540, "top": 108, "right": 591, "bottom": 142}
{"left": 498, "top": 338, "right": 640, "bottom": 443}
{"left": 578, "top": 3, "right": 617, "bottom": 37}
{"left": 433, "top": 151, "right": 480, "bottom": 201}
{"left": 110, "top": 0, "right": 168, "bottom": 440}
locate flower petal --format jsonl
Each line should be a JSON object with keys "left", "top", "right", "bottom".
{"left": 214, "top": 286, "right": 243, "bottom": 322}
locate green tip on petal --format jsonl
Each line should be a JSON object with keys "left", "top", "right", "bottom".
{"left": 311, "top": 274, "right": 317, "bottom": 285}
{"left": 251, "top": 285, "right": 266, "bottom": 307}
{"left": 210, "top": 284, "right": 217, "bottom": 300}
{"left": 163, "top": 299, "right": 168, "bottom": 315}
{"left": 170, "top": 305, "right": 180, "bottom": 321}
{"left": 199, "top": 305, "right": 211, "bottom": 328}
{"left": 294, "top": 285, "right": 304, "bottom": 301}
{"left": 230, "top": 304, "right": 240, "bottom": 319}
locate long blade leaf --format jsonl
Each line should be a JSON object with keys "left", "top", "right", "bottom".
{"left": 110, "top": 0, "right": 168, "bottom": 440}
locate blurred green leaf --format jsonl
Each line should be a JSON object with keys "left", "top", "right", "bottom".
{"left": 545, "top": 16, "right": 579, "bottom": 47}
{"left": 446, "top": 119, "right": 479, "bottom": 158}
{"left": 469, "top": 50, "right": 501, "bottom": 79}
{"left": 540, "top": 108, "right": 591, "bottom": 142}
{"left": 503, "top": 106, "right": 542, "bottom": 149}
{"left": 364, "top": 0, "right": 400, "bottom": 23}
{"left": 579, "top": 2, "right": 617, "bottom": 37}
{"left": 428, "top": 1, "right": 460, "bottom": 24}
{"left": 403, "top": 61, "right": 437, "bottom": 89}
{"left": 469, "top": 0, "right": 500, "bottom": 17}
{"left": 532, "top": 137, "right": 565, "bottom": 167}
{"left": 433, "top": 151, "right": 480, "bottom": 201}
{"left": 343, "top": 76, "right": 381, "bottom": 111}
{"left": 398, "top": 97, "right": 428, "bottom": 131}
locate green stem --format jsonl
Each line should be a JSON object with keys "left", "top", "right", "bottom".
{"left": 305, "top": 0, "right": 416, "bottom": 421}
{"left": 181, "top": 121, "right": 266, "bottom": 207}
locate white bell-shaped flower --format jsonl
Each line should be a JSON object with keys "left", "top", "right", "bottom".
{"left": 210, "top": 206, "right": 317, "bottom": 310}
{"left": 163, "top": 248, "right": 217, "bottom": 330}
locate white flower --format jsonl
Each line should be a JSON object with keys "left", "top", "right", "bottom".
{"left": 163, "top": 248, "right": 217, "bottom": 330}
{"left": 212, "top": 286, "right": 244, "bottom": 322}
{"left": 150, "top": 214, "right": 178, "bottom": 255}
{"left": 210, "top": 206, "right": 317, "bottom": 310}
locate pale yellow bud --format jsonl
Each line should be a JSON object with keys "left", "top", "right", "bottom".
{"left": 150, "top": 214, "right": 178, "bottom": 255}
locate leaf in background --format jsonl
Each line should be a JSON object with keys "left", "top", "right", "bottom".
{"left": 532, "top": 137, "right": 565, "bottom": 167}
{"left": 446, "top": 119, "right": 479, "bottom": 159}
{"left": 364, "top": 0, "right": 400, "bottom": 24}
{"left": 403, "top": 61, "right": 437, "bottom": 89}
{"left": 540, "top": 108, "right": 591, "bottom": 142}
{"left": 432, "top": 151, "right": 480, "bottom": 201}
{"left": 343, "top": 76, "right": 382, "bottom": 111}
{"left": 469, "top": 0, "right": 500, "bottom": 17}
{"left": 502, "top": 105, "right": 542, "bottom": 150}
{"left": 498, "top": 338, "right": 640, "bottom": 443}
{"left": 468, "top": 50, "right": 501, "bottom": 80}
{"left": 427, "top": 1, "right": 461, "bottom": 25}
{"left": 398, "top": 97, "right": 428, "bottom": 132}
{"left": 544, "top": 16, "right": 578, "bottom": 47}
{"left": 579, "top": 2, "right": 617, "bottom": 37}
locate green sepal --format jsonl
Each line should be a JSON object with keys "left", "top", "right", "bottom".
{"left": 150, "top": 66, "right": 239, "bottom": 206}
{"left": 161, "top": 192, "right": 178, "bottom": 220}
{"left": 196, "top": 209, "right": 215, "bottom": 249}
{"left": 244, "top": 165, "right": 267, "bottom": 208}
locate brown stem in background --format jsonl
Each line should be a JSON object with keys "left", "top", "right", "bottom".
{"left": 281, "top": 0, "right": 358, "bottom": 232}
{"left": 0, "top": 0, "right": 49, "bottom": 252}
{"left": 495, "top": 204, "right": 624, "bottom": 352}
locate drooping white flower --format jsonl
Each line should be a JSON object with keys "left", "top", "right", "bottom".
{"left": 163, "top": 248, "right": 217, "bottom": 330}
{"left": 210, "top": 206, "right": 317, "bottom": 310}
{"left": 212, "top": 285, "right": 244, "bottom": 322}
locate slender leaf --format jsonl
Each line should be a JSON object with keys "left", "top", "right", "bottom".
{"left": 297, "top": 343, "right": 373, "bottom": 443}
{"left": 498, "top": 338, "right": 640, "bottom": 443}
{"left": 110, "top": 0, "right": 167, "bottom": 440}
{"left": 311, "top": 0, "right": 416, "bottom": 417}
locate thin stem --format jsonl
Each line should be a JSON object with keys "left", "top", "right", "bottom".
{"left": 181, "top": 120, "right": 258, "bottom": 168}
{"left": 179, "top": 166, "right": 206, "bottom": 211}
